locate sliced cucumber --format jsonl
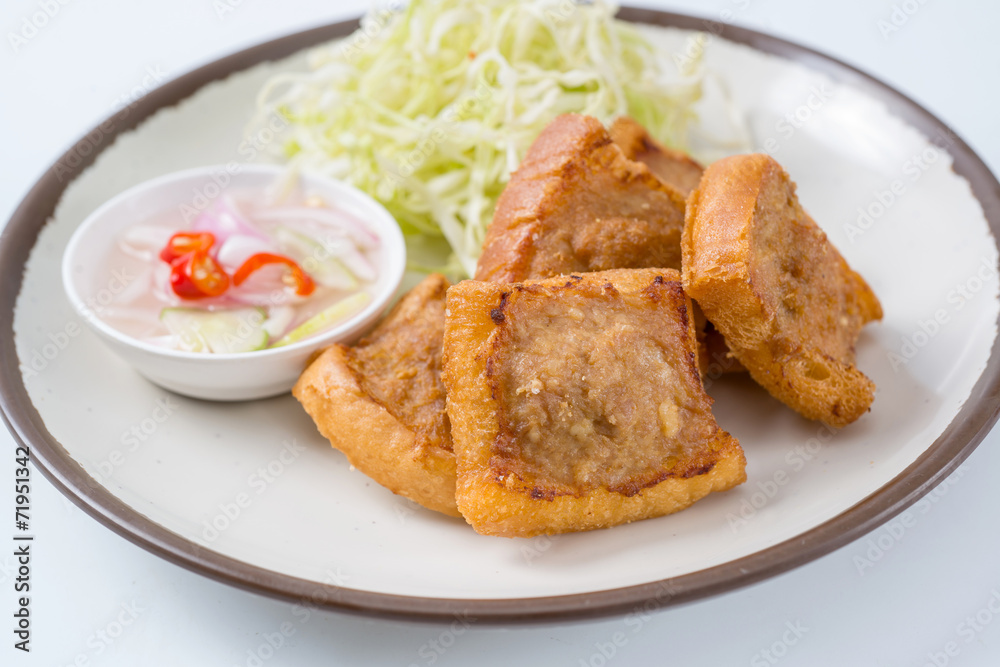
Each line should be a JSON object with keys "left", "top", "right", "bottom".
{"left": 160, "top": 307, "right": 269, "bottom": 354}
{"left": 273, "top": 226, "right": 358, "bottom": 290}
{"left": 272, "top": 293, "right": 371, "bottom": 347}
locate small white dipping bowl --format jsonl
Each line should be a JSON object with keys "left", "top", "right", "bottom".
{"left": 62, "top": 164, "right": 406, "bottom": 401}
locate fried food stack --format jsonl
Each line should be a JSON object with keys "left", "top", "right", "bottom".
{"left": 294, "top": 274, "right": 459, "bottom": 516}
{"left": 294, "top": 113, "right": 881, "bottom": 538}
{"left": 476, "top": 114, "right": 688, "bottom": 282}
{"left": 444, "top": 269, "right": 745, "bottom": 537}
{"left": 683, "top": 154, "right": 882, "bottom": 427}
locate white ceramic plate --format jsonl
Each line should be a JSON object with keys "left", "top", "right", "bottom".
{"left": 2, "top": 10, "right": 999, "bottom": 620}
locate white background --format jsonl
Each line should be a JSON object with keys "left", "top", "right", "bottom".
{"left": 2, "top": 0, "right": 1000, "bottom": 665}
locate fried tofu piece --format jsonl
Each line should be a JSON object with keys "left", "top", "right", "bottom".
{"left": 608, "top": 116, "right": 744, "bottom": 377}
{"left": 682, "top": 154, "right": 883, "bottom": 427}
{"left": 609, "top": 116, "right": 704, "bottom": 197}
{"left": 293, "top": 274, "right": 459, "bottom": 516}
{"left": 474, "top": 114, "right": 689, "bottom": 283}
{"left": 442, "top": 269, "right": 746, "bottom": 538}
{"left": 692, "top": 302, "right": 746, "bottom": 376}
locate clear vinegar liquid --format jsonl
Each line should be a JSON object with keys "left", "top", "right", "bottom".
{"left": 91, "top": 189, "right": 379, "bottom": 348}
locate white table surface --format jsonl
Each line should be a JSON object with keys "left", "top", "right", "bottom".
{"left": 2, "top": 1, "right": 999, "bottom": 665}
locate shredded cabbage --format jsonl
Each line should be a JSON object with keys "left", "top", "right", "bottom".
{"left": 253, "top": 0, "right": 704, "bottom": 277}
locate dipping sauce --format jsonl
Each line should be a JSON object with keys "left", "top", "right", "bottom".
{"left": 92, "top": 181, "right": 382, "bottom": 353}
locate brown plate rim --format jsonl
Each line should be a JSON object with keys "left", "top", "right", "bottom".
{"left": 2, "top": 7, "right": 999, "bottom": 623}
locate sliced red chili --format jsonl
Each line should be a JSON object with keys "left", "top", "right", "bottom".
{"left": 232, "top": 252, "right": 315, "bottom": 296}
{"left": 168, "top": 251, "right": 230, "bottom": 299}
{"left": 168, "top": 257, "right": 205, "bottom": 300}
{"left": 159, "top": 232, "right": 216, "bottom": 264}
{"left": 188, "top": 251, "right": 230, "bottom": 297}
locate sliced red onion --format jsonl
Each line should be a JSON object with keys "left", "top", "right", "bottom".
{"left": 216, "top": 234, "right": 275, "bottom": 274}
{"left": 252, "top": 207, "right": 379, "bottom": 249}
{"left": 120, "top": 225, "right": 173, "bottom": 260}
{"left": 226, "top": 264, "right": 299, "bottom": 307}
{"left": 281, "top": 229, "right": 375, "bottom": 284}
{"left": 320, "top": 235, "right": 376, "bottom": 282}
{"left": 112, "top": 266, "right": 155, "bottom": 306}
{"left": 151, "top": 263, "right": 175, "bottom": 304}
{"left": 192, "top": 196, "right": 269, "bottom": 245}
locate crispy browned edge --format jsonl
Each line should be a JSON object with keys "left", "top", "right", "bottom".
{"left": 682, "top": 153, "right": 883, "bottom": 427}
{"left": 442, "top": 268, "right": 746, "bottom": 538}
{"left": 293, "top": 277, "right": 459, "bottom": 517}
{"left": 607, "top": 116, "right": 744, "bottom": 376}
{"left": 609, "top": 116, "right": 705, "bottom": 196}
{"left": 692, "top": 301, "right": 747, "bottom": 376}
{"left": 474, "top": 114, "right": 689, "bottom": 283}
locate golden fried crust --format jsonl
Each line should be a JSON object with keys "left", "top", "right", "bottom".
{"left": 442, "top": 269, "right": 746, "bottom": 538}
{"left": 682, "top": 154, "right": 883, "bottom": 428}
{"left": 609, "top": 116, "right": 704, "bottom": 197}
{"left": 692, "top": 301, "right": 746, "bottom": 376}
{"left": 293, "top": 275, "right": 459, "bottom": 516}
{"left": 607, "top": 116, "right": 745, "bottom": 376}
{"left": 474, "top": 114, "right": 689, "bottom": 283}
